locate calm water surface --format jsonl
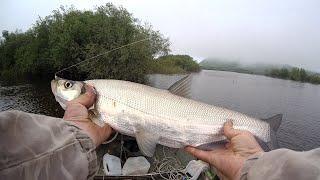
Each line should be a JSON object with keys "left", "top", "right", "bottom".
{"left": 1, "top": 70, "right": 320, "bottom": 151}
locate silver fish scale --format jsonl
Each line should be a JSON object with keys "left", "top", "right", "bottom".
{"left": 86, "top": 79, "right": 271, "bottom": 145}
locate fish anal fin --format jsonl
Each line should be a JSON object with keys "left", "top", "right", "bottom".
{"left": 88, "top": 110, "right": 105, "bottom": 127}
{"left": 135, "top": 128, "right": 159, "bottom": 157}
{"left": 196, "top": 139, "right": 229, "bottom": 151}
{"left": 168, "top": 74, "right": 192, "bottom": 98}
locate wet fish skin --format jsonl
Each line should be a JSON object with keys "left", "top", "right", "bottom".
{"left": 51, "top": 78, "right": 277, "bottom": 157}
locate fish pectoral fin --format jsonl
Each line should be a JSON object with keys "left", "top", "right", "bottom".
{"left": 88, "top": 110, "right": 105, "bottom": 127}
{"left": 135, "top": 129, "right": 159, "bottom": 157}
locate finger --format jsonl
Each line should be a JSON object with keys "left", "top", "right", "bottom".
{"left": 69, "top": 85, "right": 96, "bottom": 108}
{"left": 223, "top": 120, "right": 242, "bottom": 140}
{"left": 185, "top": 146, "right": 212, "bottom": 162}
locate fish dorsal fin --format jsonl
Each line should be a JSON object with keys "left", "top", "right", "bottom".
{"left": 262, "top": 114, "right": 283, "bottom": 131}
{"left": 168, "top": 75, "right": 192, "bottom": 98}
{"left": 135, "top": 128, "right": 159, "bottom": 157}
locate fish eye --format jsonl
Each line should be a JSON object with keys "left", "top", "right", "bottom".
{"left": 64, "top": 81, "right": 73, "bottom": 89}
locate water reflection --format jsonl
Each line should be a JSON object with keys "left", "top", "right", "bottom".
{"left": 0, "top": 82, "right": 64, "bottom": 117}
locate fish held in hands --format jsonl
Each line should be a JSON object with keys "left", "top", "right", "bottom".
{"left": 51, "top": 75, "right": 282, "bottom": 157}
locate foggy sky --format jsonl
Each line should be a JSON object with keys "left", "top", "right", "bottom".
{"left": 1, "top": 0, "right": 320, "bottom": 71}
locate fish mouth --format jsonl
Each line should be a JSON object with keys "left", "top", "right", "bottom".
{"left": 51, "top": 79, "right": 67, "bottom": 109}
{"left": 51, "top": 80, "right": 57, "bottom": 94}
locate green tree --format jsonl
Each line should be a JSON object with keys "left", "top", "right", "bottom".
{"left": 299, "top": 68, "right": 307, "bottom": 82}
{"left": 309, "top": 74, "right": 320, "bottom": 84}
{"left": 290, "top": 68, "right": 301, "bottom": 81}
{"left": 0, "top": 3, "right": 170, "bottom": 83}
{"left": 149, "top": 55, "right": 200, "bottom": 74}
{"left": 279, "top": 68, "right": 289, "bottom": 79}
{"left": 269, "top": 68, "right": 280, "bottom": 77}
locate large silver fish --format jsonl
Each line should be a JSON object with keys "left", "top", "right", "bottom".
{"left": 51, "top": 76, "right": 282, "bottom": 157}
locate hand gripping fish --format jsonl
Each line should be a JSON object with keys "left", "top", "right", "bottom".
{"left": 51, "top": 75, "right": 282, "bottom": 157}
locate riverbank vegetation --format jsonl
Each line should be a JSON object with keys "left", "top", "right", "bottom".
{"left": 0, "top": 3, "right": 199, "bottom": 84}
{"left": 149, "top": 55, "right": 200, "bottom": 74}
{"left": 200, "top": 58, "right": 320, "bottom": 84}
{"left": 268, "top": 68, "right": 320, "bottom": 84}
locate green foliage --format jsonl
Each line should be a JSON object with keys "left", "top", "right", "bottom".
{"left": 0, "top": 3, "right": 170, "bottom": 83}
{"left": 270, "top": 68, "right": 290, "bottom": 79}
{"left": 149, "top": 55, "right": 200, "bottom": 74}
{"left": 289, "top": 68, "right": 301, "bottom": 81}
{"left": 299, "top": 68, "right": 307, "bottom": 82}
{"left": 279, "top": 68, "right": 289, "bottom": 79}
{"left": 309, "top": 74, "right": 320, "bottom": 84}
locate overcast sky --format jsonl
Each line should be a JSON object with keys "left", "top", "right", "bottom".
{"left": 1, "top": 0, "right": 320, "bottom": 71}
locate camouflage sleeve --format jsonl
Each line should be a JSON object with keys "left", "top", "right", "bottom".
{"left": 240, "top": 148, "right": 320, "bottom": 180}
{"left": 0, "top": 110, "right": 98, "bottom": 180}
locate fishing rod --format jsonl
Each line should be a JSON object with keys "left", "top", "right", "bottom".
{"left": 54, "top": 38, "right": 150, "bottom": 79}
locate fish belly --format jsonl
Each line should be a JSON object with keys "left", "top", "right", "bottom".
{"left": 98, "top": 103, "right": 228, "bottom": 148}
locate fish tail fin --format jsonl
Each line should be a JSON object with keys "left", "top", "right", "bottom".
{"left": 264, "top": 114, "right": 283, "bottom": 132}
{"left": 264, "top": 114, "right": 283, "bottom": 151}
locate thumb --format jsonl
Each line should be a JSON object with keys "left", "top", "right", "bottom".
{"left": 185, "top": 146, "right": 212, "bottom": 163}
{"left": 68, "top": 85, "right": 96, "bottom": 108}
{"left": 223, "top": 120, "right": 242, "bottom": 140}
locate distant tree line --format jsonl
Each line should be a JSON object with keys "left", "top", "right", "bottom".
{"left": 0, "top": 3, "right": 199, "bottom": 84}
{"left": 200, "top": 59, "right": 320, "bottom": 85}
{"left": 268, "top": 67, "right": 320, "bottom": 84}
{"left": 200, "top": 59, "right": 256, "bottom": 74}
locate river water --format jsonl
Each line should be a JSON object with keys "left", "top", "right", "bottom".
{"left": 1, "top": 70, "right": 320, "bottom": 151}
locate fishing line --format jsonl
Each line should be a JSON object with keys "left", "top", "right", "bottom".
{"left": 149, "top": 146, "right": 190, "bottom": 180}
{"left": 102, "top": 132, "right": 119, "bottom": 144}
{"left": 54, "top": 38, "right": 150, "bottom": 78}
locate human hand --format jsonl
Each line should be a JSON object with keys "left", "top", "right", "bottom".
{"left": 185, "top": 121, "right": 263, "bottom": 180}
{"left": 63, "top": 84, "right": 113, "bottom": 147}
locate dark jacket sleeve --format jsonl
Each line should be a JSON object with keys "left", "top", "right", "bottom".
{"left": 240, "top": 148, "right": 320, "bottom": 180}
{"left": 0, "top": 110, "right": 98, "bottom": 180}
